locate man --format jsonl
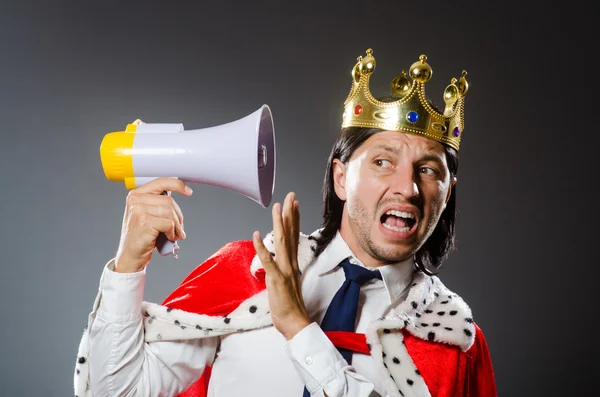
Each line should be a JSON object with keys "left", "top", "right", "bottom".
{"left": 74, "top": 49, "right": 496, "bottom": 397}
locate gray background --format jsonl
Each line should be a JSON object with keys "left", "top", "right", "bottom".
{"left": 0, "top": 1, "right": 596, "bottom": 396}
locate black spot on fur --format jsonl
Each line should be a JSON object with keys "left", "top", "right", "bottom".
{"left": 407, "top": 379, "right": 414, "bottom": 386}
{"left": 421, "top": 323, "right": 429, "bottom": 327}
{"left": 78, "top": 357, "right": 86, "bottom": 364}
{"left": 450, "top": 310, "right": 458, "bottom": 315}
{"left": 415, "top": 313, "right": 421, "bottom": 318}
{"left": 465, "top": 317, "right": 474, "bottom": 323}
{"left": 415, "top": 369, "right": 421, "bottom": 376}
{"left": 166, "top": 307, "right": 173, "bottom": 312}
{"left": 224, "top": 317, "right": 231, "bottom": 324}
{"left": 464, "top": 329, "right": 473, "bottom": 337}
{"left": 174, "top": 320, "right": 180, "bottom": 325}
{"left": 437, "top": 311, "right": 445, "bottom": 316}
{"left": 441, "top": 300, "right": 449, "bottom": 304}
{"left": 434, "top": 292, "right": 439, "bottom": 297}
{"left": 425, "top": 309, "right": 433, "bottom": 314}
{"left": 433, "top": 323, "right": 440, "bottom": 327}
{"left": 428, "top": 332, "right": 435, "bottom": 341}
{"left": 445, "top": 327, "right": 453, "bottom": 331}
{"left": 249, "top": 305, "right": 257, "bottom": 313}
{"left": 196, "top": 325, "right": 202, "bottom": 330}
{"left": 411, "top": 301, "right": 418, "bottom": 309}
{"left": 383, "top": 328, "right": 391, "bottom": 334}
{"left": 393, "top": 357, "right": 400, "bottom": 364}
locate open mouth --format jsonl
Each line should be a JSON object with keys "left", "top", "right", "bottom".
{"left": 380, "top": 210, "right": 417, "bottom": 233}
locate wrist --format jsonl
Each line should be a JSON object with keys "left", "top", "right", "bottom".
{"left": 281, "top": 317, "right": 311, "bottom": 341}
{"left": 114, "top": 256, "right": 144, "bottom": 273}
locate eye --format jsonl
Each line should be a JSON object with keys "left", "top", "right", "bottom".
{"left": 374, "top": 159, "right": 393, "bottom": 168}
{"left": 419, "top": 166, "right": 438, "bottom": 176}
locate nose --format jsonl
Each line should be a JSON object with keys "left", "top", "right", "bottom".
{"left": 390, "top": 162, "right": 419, "bottom": 199}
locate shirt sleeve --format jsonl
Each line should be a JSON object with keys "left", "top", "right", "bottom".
{"left": 87, "top": 260, "right": 219, "bottom": 397}
{"left": 284, "top": 323, "right": 382, "bottom": 397}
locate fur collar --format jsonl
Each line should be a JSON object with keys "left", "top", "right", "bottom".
{"left": 74, "top": 230, "right": 475, "bottom": 397}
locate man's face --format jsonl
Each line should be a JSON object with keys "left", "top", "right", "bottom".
{"left": 333, "top": 130, "right": 456, "bottom": 267}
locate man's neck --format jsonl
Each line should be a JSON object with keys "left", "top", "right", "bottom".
{"left": 338, "top": 224, "right": 410, "bottom": 269}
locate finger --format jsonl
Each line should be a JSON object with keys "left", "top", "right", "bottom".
{"left": 252, "top": 231, "right": 278, "bottom": 276}
{"left": 272, "top": 201, "right": 291, "bottom": 274}
{"left": 127, "top": 194, "right": 184, "bottom": 228}
{"left": 282, "top": 193, "right": 294, "bottom": 253}
{"left": 130, "top": 203, "right": 185, "bottom": 240}
{"left": 291, "top": 200, "right": 300, "bottom": 269}
{"left": 145, "top": 214, "right": 178, "bottom": 241}
{"left": 134, "top": 177, "right": 193, "bottom": 197}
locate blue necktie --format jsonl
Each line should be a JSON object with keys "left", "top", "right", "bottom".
{"left": 302, "top": 258, "right": 382, "bottom": 396}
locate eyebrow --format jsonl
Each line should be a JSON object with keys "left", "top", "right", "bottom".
{"left": 419, "top": 154, "right": 445, "bottom": 167}
{"left": 372, "top": 144, "right": 445, "bottom": 165}
{"left": 372, "top": 144, "right": 400, "bottom": 154}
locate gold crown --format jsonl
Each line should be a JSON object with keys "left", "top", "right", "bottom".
{"left": 342, "top": 49, "right": 469, "bottom": 151}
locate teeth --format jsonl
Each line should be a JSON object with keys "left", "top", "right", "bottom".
{"left": 385, "top": 210, "right": 415, "bottom": 219}
{"left": 383, "top": 223, "right": 410, "bottom": 232}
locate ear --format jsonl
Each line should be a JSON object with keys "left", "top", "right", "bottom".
{"left": 443, "top": 176, "right": 457, "bottom": 209}
{"left": 332, "top": 159, "right": 347, "bottom": 201}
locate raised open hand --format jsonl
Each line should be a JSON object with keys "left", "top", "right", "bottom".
{"left": 252, "top": 192, "right": 311, "bottom": 340}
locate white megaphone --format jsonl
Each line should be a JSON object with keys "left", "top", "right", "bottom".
{"left": 99, "top": 104, "right": 276, "bottom": 258}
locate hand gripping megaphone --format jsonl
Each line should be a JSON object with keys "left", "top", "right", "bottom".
{"left": 99, "top": 105, "right": 276, "bottom": 258}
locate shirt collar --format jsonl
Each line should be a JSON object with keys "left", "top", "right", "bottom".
{"left": 313, "top": 231, "right": 415, "bottom": 305}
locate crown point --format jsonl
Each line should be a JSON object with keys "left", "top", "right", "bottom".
{"left": 352, "top": 63, "right": 361, "bottom": 83}
{"left": 462, "top": 70, "right": 467, "bottom": 77}
{"left": 391, "top": 75, "right": 412, "bottom": 96}
{"left": 410, "top": 55, "right": 432, "bottom": 83}
{"left": 366, "top": 48, "right": 373, "bottom": 56}
{"left": 451, "top": 77, "right": 457, "bottom": 84}
{"left": 359, "top": 51, "right": 376, "bottom": 75}
{"left": 458, "top": 72, "right": 469, "bottom": 95}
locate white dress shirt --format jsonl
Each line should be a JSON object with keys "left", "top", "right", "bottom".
{"left": 88, "top": 231, "right": 415, "bottom": 397}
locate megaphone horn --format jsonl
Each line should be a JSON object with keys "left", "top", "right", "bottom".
{"left": 99, "top": 104, "right": 276, "bottom": 257}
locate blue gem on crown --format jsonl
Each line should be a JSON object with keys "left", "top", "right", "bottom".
{"left": 406, "top": 111, "right": 419, "bottom": 123}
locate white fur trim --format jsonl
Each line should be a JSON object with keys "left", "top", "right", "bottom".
{"left": 142, "top": 290, "right": 272, "bottom": 342}
{"left": 365, "top": 319, "right": 431, "bottom": 397}
{"left": 75, "top": 229, "right": 475, "bottom": 397}
{"left": 250, "top": 230, "right": 319, "bottom": 278}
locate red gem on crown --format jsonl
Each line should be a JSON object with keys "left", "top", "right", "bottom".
{"left": 354, "top": 104, "right": 363, "bottom": 115}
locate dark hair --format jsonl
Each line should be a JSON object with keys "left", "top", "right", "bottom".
{"left": 314, "top": 127, "right": 459, "bottom": 275}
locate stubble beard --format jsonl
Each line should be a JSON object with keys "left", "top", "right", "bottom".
{"left": 347, "top": 196, "right": 416, "bottom": 265}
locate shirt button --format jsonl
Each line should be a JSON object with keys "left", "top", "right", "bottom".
{"left": 305, "top": 356, "right": 313, "bottom": 365}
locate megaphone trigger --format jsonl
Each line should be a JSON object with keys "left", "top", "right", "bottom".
{"left": 156, "top": 190, "right": 180, "bottom": 258}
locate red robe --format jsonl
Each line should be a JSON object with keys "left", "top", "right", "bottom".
{"left": 160, "top": 239, "right": 497, "bottom": 397}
